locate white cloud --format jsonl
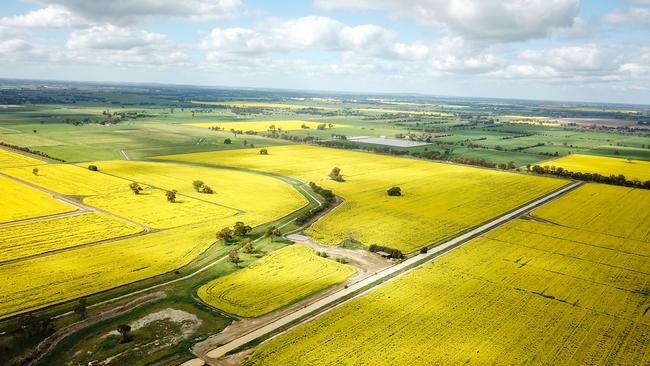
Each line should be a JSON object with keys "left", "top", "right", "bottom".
{"left": 7, "top": 0, "right": 246, "bottom": 27}
{"left": 519, "top": 44, "right": 621, "bottom": 73}
{"left": 314, "top": 0, "right": 580, "bottom": 42}
{"left": 65, "top": 25, "right": 189, "bottom": 69}
{"left": 67, "top": 25, "right": 166, "bottom": 50}
{"left": 603, "top": 7, "right": 650, "bottom": 27}
{"left": 202, "top": 16, "right": 396, "bottom": 58}
{"left": 0, "top": 5, "right": 87, "bottom": 28}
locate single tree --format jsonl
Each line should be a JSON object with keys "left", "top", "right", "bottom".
{"left": 32, "top": 168, "right": 39, "bottom": 176}
{"left": 240, "top": 240, "right": 253, "bottom": 254}
{"left": 88, "top": 165, "right": 98, "bottom": 171}
{"left": 233, "top": 221, "right": 252, "bottom": 236}
{"left": 265, "top": 225, "right": 281, "bottom": 237}
{"left": 117, "top": 324, "right": 133, "bottom": 343}
{"left": 73, "top": 298, "right": 88, "bottom": 319}
{"left": 387, "top": 186, "right": 402, "bottom": 196}
{"left": 228, "top": 249, "right": 240, "bottom": 266}
{"left": 224, "top": 138, "right": 232, "bottom": 144}
{"left": 129, "top": 182, "right": 143, "bottom": 195}
{"left": 259, "top": 148, "right": 268, "bottom": 155}
{"left": 201, "top": 185, "right": 214, "bottom": 194}
{"left": 217, "top": 227, "right": 233, "bottom": 242}
{"left": 192, "top": 180, "right": 204, "bottom": 192}
{"left": 329, "top": 167, "right": 344, "bottom": 182}
{"left": 166, "top": 189, "right": 177, "bottom": 203}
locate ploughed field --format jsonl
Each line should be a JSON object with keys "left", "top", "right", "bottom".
{"left": 156, "top": 145, "right": 568, "bottom": 252}
{"left": 198, "top": 245, "right": 356, "bottom": 317}
{"left": 0, "top": 151, "right": 308, "bottom": 319}
{"left": 243, "top": 183, "right": 650, "bottom": 365}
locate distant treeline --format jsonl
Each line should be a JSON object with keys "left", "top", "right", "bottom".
{"left": 528, "top": 164, "right": 650, "bottom": 189}
{"left": 0, "top": 142, "right": 64, "bottom": 162}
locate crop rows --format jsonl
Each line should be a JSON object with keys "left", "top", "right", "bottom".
{"left": 198, "top": 245, "right": 355, "bottom": 317}
{"left": 244, "top": 184, "right": 649, "bottom": 365}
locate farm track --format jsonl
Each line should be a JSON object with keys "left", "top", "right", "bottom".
{"left": 24, "top": 292, "right": 167, "bottom": 366}
{"left": 196, "top": 181, "right": 583, "bottom": 364}
{"left": 49, "top": 169, "right": 324, "bottom": 320}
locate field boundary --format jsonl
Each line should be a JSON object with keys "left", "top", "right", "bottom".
{"left": 197, "top": 181, "right": 582, "bottom": 362}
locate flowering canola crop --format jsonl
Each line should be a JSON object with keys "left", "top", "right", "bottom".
{"left": 244, "top": 184, "right": 650, "bottom": 365}
{"left": 198, "top": 245, "right": 355, "bottom": 317}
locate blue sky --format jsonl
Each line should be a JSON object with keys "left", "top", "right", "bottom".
{"left": 0, "top": 0, "right": 649, "bottom": 104}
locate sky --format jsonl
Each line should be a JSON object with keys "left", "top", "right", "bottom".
{"left": 0, "top": 0, "right": 649, "bottom": 104}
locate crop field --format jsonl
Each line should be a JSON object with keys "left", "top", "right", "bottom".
{"left": 549, "top": 154, "right": 650, "bottom": 181}
{"left": 80, "top": 160, "right": 309, "bottom": 228}
{"left": 84, "top": 189, "right": 238, "bottom": 229}
{"left": 0, "top": 224, "right": 216, "bottom": 319}
{"left": 531, "top": 183, "right": 650, "bottom": 241}
{"left": 191, "top": 101, "right": 334, "bottom": 110}
{"left": 0, "top": 213, "right": 143, "bottom": 263}
{"left": 156, "top": 145, "right": 568, "bottom": 252}
{"left": 244, "top": 184, "right": 650, "bottom": 365}
{"left": 0, "top": 158, "right": 312, "bottom": 318}
{"left": 197, "top": 245, "right": 355, "bottom": 317}
{"left": 188, "top": 120, "right": 347, "bottom": 132}
{"left": 0, "top": 174, "right": 76, "bottom": 223}
{"left": 353, "top": 108, "right": 453, "bottom": 116}
{"left": 0, "top": 148, "right": 44, "bottom": 168}
{"left": 0, "top": 163, "right": 133, "bottom": 196}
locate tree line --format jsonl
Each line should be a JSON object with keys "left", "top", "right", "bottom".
{"left": 527, "top": 164, "right": 650, "bottom": 189}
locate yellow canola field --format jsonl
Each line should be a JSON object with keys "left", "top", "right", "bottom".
{"left": 244, "top": 184, "right": 650, "bottom": 366}
{"left": 1, "top": 164, "right": 133, "bottom": 196}
{"left": 188, "top": 120, "right": 347, "bottom": 132}
{"left": 0, "top": 213, "right": 142, "bottom": 263}
{"left": 549, "top": 154, "right": 650, "bottom": 181}
{"left": 84, "top": 189, "right": 237, "bottom": 229}
{"left": 0, "top": 175, "right": 75, "bottom": 223}
{"left": 80, "top": 160, "right": 308, "bottom": 228}
{"left": 191, "top": 101, "right": 334, "bottom": 110}
{"left": 0, "top": 224, "right": 216, "bottom": 319}
{"left": 532, "top": 183, "right": 650, "bottom": 242}
{"left": 198, "top": 245, "right": 355, "bottom": 317}
{"left": 155, "top": 145, "right": 567, "bottom": 252}
{"left": 0, "top": 148, "right": 45, "bottom": 168}
{"left": 0, "top": 160, "right": 311, "bottom": 318}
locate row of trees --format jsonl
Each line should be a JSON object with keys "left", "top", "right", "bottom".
{"left": 368, "top": 244, "right": 404, "bottom": 259}
{"left": 527, "top": 165, "right": 650, "bottom": 189}
{"left": 0, "top": 142, "right": 65, "bottom": 162}
{"left": 296, "top": 182, "right": 336, "bottom": 225}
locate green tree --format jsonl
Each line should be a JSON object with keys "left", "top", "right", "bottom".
{"left": 192, "top": 180, "right": 204, "bottom": 192}
{"left": 32, "top": 168, "right": 39, "bottom": 176}
{"left": 166, "top": 189, "right": 177, "bottom": 203}
{"left": 129, "top": 182, "right": 142, "bottom": 195}
{"left": 73, "top": 298, "right": 88, "bottom": 319}
{"left": 387, "top": 187, "right": 402, "bottom": 196}
{"left": 117, "top": 324, "right": 133, "bottom": 343}
{"left": 228, "top": 249, "right": 240, "bottom": 266}
{"left": 233, "top": 221, "right": 252, "bottom": 236}
{"left": 217, "top": 227, "right": 233, "bottom": 242}
{"left": 259, "top": 148, "right": 268, "bottom": 155}
{"left": 265, "top": 225, "right": 281, "bottom": 237}
{"left": 329, "top": 167, "right": 344, "bottom": 182}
